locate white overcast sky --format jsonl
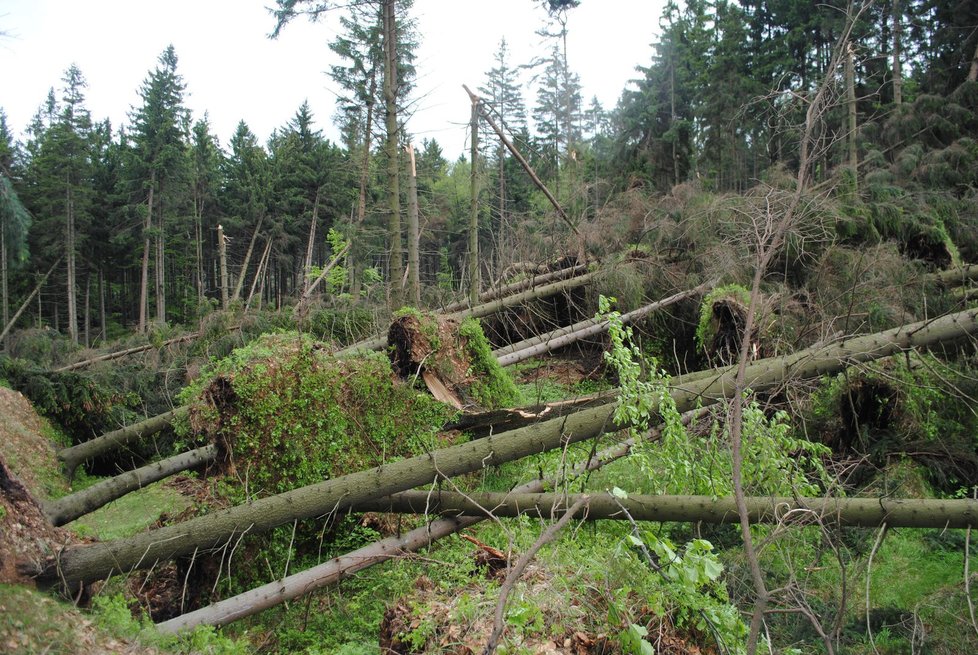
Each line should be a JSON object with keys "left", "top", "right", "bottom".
{"left": 0, "top": 0, "right": 665, "bottom": 157}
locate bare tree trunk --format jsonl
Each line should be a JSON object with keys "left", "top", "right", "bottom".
{"left": 292, "top": 243, "right": 352, "bottom": 318}
{"left": 350, "top": 67, "right": 378, "bottom": 303}
{"left": 231, "top": 215, "right": 265, "bottom": 303}
{"left": 383, "top": 0, "right": 403, "bottom": 308}
{"left": 358, "top": 490, "right": 978, "bottom": 529}
{"left": 441, "top": 263, "right": 587, "bottom": 313}
{"left": 195, "top": 191, "right": 205, "bottom": 303}
{"left": 155, "top": 182, "right": 165, "bottom": 325}
{"left": 33, "top": 304, "right": 978, "bottom": 590}
{"left": 302, "top": 191, "right": 320, "bottom": 295}
{"left": 44, "top": 445, "right": 217, "bottom": 526}
{"left": 846, "top": 43, "right": 858, "bottom": 184}
{"left": 245, "top": 237, "right": 272, "bottom": 312}
{"left": 57, "top": 406, "right": 190, "bottom": 481}
{"left": 83, "top": 273, "right": 90, "bottom": 348}
{"left": 138, "top": 180, "right": 154, "bottom": 334}
{"left": 469, "top": 99, "right": 481, "bottom": 304}
{"left": 892, "top": 0, "right": 903, "bottom": 104}
{"left": 970, "top": 38, "right": 978, "bottom": 83}
{"left": 217, "top": 224, "right": 228, "bottom": 310}
{"left": 65, "top": 184, "right": 78, "bottom": 344}
{"left": 406, "top": 144, "right": 421, "bottom": 305}
{"left": 98, "top": 268, "right": 106, "bottom": 344}
{"left": 2, "top": 209, "right": 8, "bottom": 350}
{"left": 0, "top": 257, "right": 62, "bottom": 343}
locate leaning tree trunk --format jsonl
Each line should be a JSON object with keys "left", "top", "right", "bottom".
{"left": 54, "top": 332, "right": 202, "bottom": 372}
{"left": 44, "top": 445, "right": 217, "bottom": 526}
{"left": 440, "top": 263, "right": 587, "bottom": 314}
{"left": 57, "top": 406, "right": 190, "bottom": 480}
{"left": 32, "top": 306, "right": 978, "bottom": 590}
{"left": 382, "top": 0, "right": 403, "bottom": 308}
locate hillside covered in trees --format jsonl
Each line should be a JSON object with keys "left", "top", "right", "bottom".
{"left": 3, "top": 0, "right": 978, "bottom": 653}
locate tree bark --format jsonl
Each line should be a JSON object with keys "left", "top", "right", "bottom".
{"left": 155, "top": 181, "right": 166, "bottom": 325}
{"left": 969, "top": 37, "right": 978, "bottom": 83}
{"left": 65, "top": 184, "right": 78, "bottom": 344}
{"left": 382, "top": 0, "right": 403, "bottom": 308}
{"left": 138, "top": 175, "right": 154, "bottom": 333}
{"left": 469, "top": 99, "right": 481, "bottom": 304}
{"left": 217, "top": 224, "right": 228, "bottom": 310}
{"left": 494, "top": 281, "right": 713, "bottom": 366}
{"left": 44, "top": 445, "right": 217, "bottom": 527}
{"left": 34, "top": 305, "right": 978, "bottom": 589}
{"left": 293, "top": 243, "right": 352, "bottom": 318}
{"left": 57, "top": 406, "right": 190, "bottom": 480}
{"left": 232, "top": 214, "right": 265, "bottom": 303}
{"left": 406, "top": 144, "right": 421, "bottom": 306}
{"left": 245, "top": 237, "right": 272, "bottom": 312}
{"left": 846, "top": 43, "right": 858, "bottom": 183}
{"left": 892, "top": 0, "right": 903, "bottom": 104}
{"left": 356, "top": 490, "right": 978, "bottom": 529}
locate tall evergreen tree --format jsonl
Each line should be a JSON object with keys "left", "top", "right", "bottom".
{"left": 129, "top": 44, "right": 188, "bottom": 331}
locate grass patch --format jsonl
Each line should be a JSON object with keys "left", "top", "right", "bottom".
{"left": 66, "top": 480, "right": 191, "bottom": 541}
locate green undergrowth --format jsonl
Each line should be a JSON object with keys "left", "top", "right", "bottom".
{"left": 0, "top": 584, "right": 247, "bottom": 655}
{"left": 458, "top": 317, "right": 520, "bottom": 409}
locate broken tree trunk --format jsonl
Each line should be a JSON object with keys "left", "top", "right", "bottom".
{"left": 292, "top": 243, "right": 352, "bottom": 320}
{"left": 57, "top": 406, "right": 190, "bottom": 481}
{"left": 494, "top": 280, "right": 714, "bottom": 367}
{"left": 44, "top": 445, "right": 217, "bottom": 527}
{"left": 34, "top": 306, "right": 978, "bottom": 590}
{"left": 463, "top": 84, "right": 580, "bottom": 242}
{"left": 356, "top": 490, "right": 978, "bottom": 529}
{"left": 54, "top": 332, "right": 202, "bottom": 373}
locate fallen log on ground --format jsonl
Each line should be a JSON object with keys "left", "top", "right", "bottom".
{"left": 337, "top": 271, "right": 597, "bottom": 356}
{"left": 356, "top": 490, "right": 978, "bottom": 529}
{"left": 440, "top": 263, "right": 588, "bottom": 314}
{"left": 494, "top": 280, "right": 714, "bottom": 367}
{"left": 53, "top": 333, "right": 202, "bottom": 373}
{"left": 925, "top": 264, "right": 978, "bottom": 288}
{"left": 44, "top": 445, "right": 218, "bottom": 527}
{"left": 153, "top": 405, "right": 689, "bottom": 634}
{"left": 445, "top": 391, "right": 614, "bottom": 438}
{"left": 33, "top": 307, "right": 978, "bottom": 589}
{"left": 58, "top": 406, "right": 190, "bottom": 480}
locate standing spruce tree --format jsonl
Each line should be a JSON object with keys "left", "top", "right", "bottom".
{"left": 189, "top": 117, "right": 223, "bottom": 305}
{"left": 224, "top": 121, "right": 271, "bottom": 305}
{"left": 480, "top": 38, "right": 527, "bottom": 271}
{"left": 129, "top": 45, "right": 188, "bottom": 332}
{"left": 24, "top": 66, "right": 94, "bottom": 344}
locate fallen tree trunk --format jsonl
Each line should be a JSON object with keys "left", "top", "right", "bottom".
{"left": 154, "top": 405, "right": 677, "bottom": 634}
{"left": 926, "top": 264, "right": 978, "bottom": 288}
{"left": 36, "top": 306, "right": 978, "bottom": 589}
{"left": 445, "top": 391, "right": 615, "bottom": 438}
{"left": 44, "top": 445, "right": 217, "bottom": 527}
{"left": 58, "top": 406, "right": 190, "bottom": 480}
{"left": 336, "top": 270, "right": 597, "bottom": 356}
{"left": 440, "top": 263, "right": 588, "bottom": 314}
{"left": 494, "top": 281, "right": 713, "bottom": 367}
{"left": 356, "top": 490, "right": 978, "bottom": 529}
{"left": 53, "top": 333, "right": 202, "bottom": 373}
